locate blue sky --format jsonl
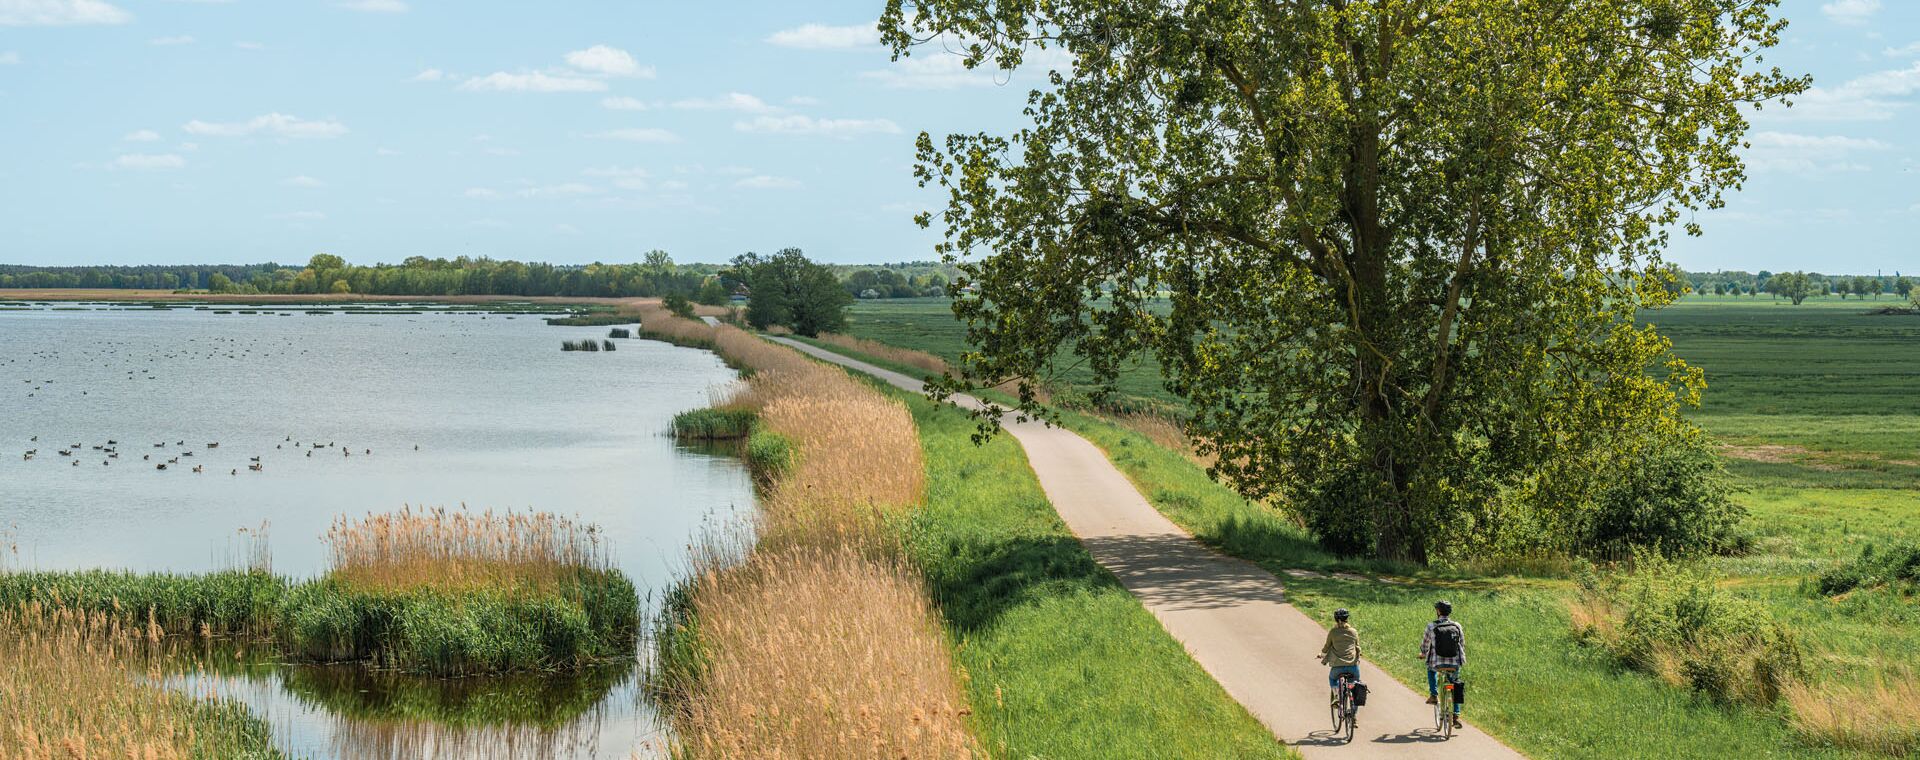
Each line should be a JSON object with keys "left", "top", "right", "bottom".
{"left": 0, "top": 0, "right": 1914, "bottom": 272}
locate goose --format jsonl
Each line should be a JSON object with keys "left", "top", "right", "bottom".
{"left": 107, "top": 439, "right": 117, "bottom": 445}
{"left": 192, "top": 465, "right": 203, "bottom": 473}
{"left": 207, "top": 442, "right": 219, "bottom": 449}
{"left": 306, "top": 450, "right": 312, "bottom": 458}
{"left": 57, "top": 450, "right": 71, "bottom": 457}
{"left": 248, "top": 462, "right": 263, "bottom": 472}
{"left": 249, "top": 456, "right": 261, "bottom": 463}
{"left": 72, "top": 460, "right": 79, "bottom": 467}
{"left": 231, "top": 469, "right": 238, "bottom": 476}
{"left": 156, "top": 463, "right": 167, "bottom": 471}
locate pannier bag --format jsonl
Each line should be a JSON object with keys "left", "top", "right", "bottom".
{"left": 1453, "top": 680, "right": 1466, "bottom": 705}
{"left": 1351, "top": 681, "right": 1369, "bottom": 706}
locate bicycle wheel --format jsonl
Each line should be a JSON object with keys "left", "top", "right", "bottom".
{"left": 1440, "top": 681, "right": 1455, "bottom": 739}
{"left": 1330, "top": 687, "right": 1341, "bottom": 731}
{"left": 1341, "top": 700, "right": 1356, "bottom": 744}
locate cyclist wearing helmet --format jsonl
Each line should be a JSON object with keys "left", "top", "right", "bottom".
{"left": 1318, "top": 608, "right": 1361, "bottom": 704}
{"left": 1420, "top": 599, "right": 1466, "bottom": 728}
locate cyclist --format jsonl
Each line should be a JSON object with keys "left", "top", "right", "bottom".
{"left": 1419, "top": 599, "right": 1465, "bottom": 729}
{"left": 1318, "top": 607, "right": 1361, "bottom": 705}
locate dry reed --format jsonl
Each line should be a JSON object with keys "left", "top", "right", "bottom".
{"left": 675, "top": 547, "right": 973, "bottom": 760}
{"left": 637, "top": 305, "right": 973, "bottom": 758}
{"left": 0, "top": 603, "right": 269, "bottom": 759}
{"left": 812, "top": 333, "right": 949, "bottom": 375}
{"left": 1786, "top": 677, "right": 1920, "bottom": 756}
{"left": 325, "top": 505, "right": 609, "bottom": 593}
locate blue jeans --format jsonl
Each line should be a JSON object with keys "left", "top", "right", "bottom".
{"left": 1328, "top": 665, "right": 1359, "bottom": 689}
{"left": 1428, "top": 668, "right": 1462, "bottom": 714}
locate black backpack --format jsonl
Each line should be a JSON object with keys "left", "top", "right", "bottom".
{"left": 1432, "top": 620, "right": 1462, "bottom": 658}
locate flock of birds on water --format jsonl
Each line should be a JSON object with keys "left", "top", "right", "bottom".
{"left": 18, "top": 434, "right": 420, "bottom": 475}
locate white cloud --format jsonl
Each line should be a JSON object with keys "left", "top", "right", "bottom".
{"left": 1885, "top": 41, "right": 1920, "bottom": 58}
{"left": 458, "top": 71, "right": 607, "bottom": 93}
{"left": 600, "top": 95, "right": 647, "bottom": 111}
{"left": 149, "top": 34, "right": 194, "bottom": 46}
{"left": 234, "top": 41, "right": 265, "bottom": 51}
{"left": 1822, "top": 0, "right": 1880, "bottom": 25}
{"left": 411, "top": 68, "right": 445, "bottom": 82}
{"left": 788, "top": 95, "right": 821, "bottom": 106}
{"left": 1744, "top": 131, "right": 1889, "bottom": 173}
{"left": 269, "top": 210, "right": 326, "bottom": 220}
{"left": 464, "top": 187, "right": 501, "bottom": 200}
{"left": 766, "top": 22, "right": 875, "bottom": 50}
{"left": 122, "top": 129, "right": 161, "bottom": 142}
{"left": 0, "top": 51, "right": 18, "bottom": 64}
{"left": 0, "top": 0, "right": 131, "bottom": 26}
{"left": 113, "top": 153, "right": 186, "bottom": 170}
{"left": 734, "top": 114, "right": 900, "bottom": 138}
{"left": 518, "top": 182, "right": 595, "bottom": 198}
{"left": 734, "top": 174, "right": 801, "bottom": 189}
{"left": 564, "top": 45, "right": 652, "bottom": 78}
{"left": 337, "top": 0, "right": 405, "bottom": 12}
{"left": 672, "top": 92, "right": 778, "bottom": 113}
{"left": 1774, "top": 60, "right": 1920, "bottom": 121}
{"left": 588, "top": 128, "right": 679, "bottom": 143}
{"left": 582, "top": 165, "right": 650, "bottom": 189}
{"left": 183, "top": 113, "right": 349, "bottom": 139}
{"left": 281, "top": 175, "right": 325, "bottom": 187}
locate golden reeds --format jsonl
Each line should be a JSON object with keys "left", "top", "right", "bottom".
{"left": 0, "top": 603, "right": 266, "bottom": 760}
{"left": 814, "top": 333, "right": 949, "bottom": 375}
{"left": 637, "top": 305, "right": 974, "bottom": 758}
{"left": 325, "top": 505, "right": 608, "bottom": 593}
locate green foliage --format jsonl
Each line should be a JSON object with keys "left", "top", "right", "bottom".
{"left": 1575, "top": 434, "right": 1746, "bottom": 559}
{"left": 663, "top": 292, "right": 695, "bottom": 318}
{"left": 1, "top": 253, "right": 727, "bottom": 298}
{"left": 695, "top": 277, "right": 732, "bottom": 306}
{"left": 744, "top": 429, "right": 794, "bottom": 484}
{"left": 543, "top": 312, "right": 634, "bottom": 327}
{"left": 734, "top": 248, "right": 851, "bottom": 337}
{"left": 888, "top": 0, "right": 1805, "bottom": 563}
{"left": 0, "top": 568, "right": 639, "bottom": 676}
{"left": 671, "top": 408, "right": 757, "bottom": 440}
{"left": 1573, "top": 554, "right": 1803, "bottom": 706}
{"left": 1814, "top": 543, "right": 1920, "bottom": 597}
{"left": 843, "top": 267, "right": 947, "bottom": 299}
{"left": 0, "top": 569, "right": 287, "bottom": 635}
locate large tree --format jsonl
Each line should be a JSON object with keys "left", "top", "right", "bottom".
{"left": 734, "top": 248, "right": 853, "bottom": 337}
{"left": 886, "top": 0, "right": 1805, "bottom": 562}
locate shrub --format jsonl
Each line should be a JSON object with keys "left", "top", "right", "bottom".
{"left": 1584, "top": 434, "right": 1745, "bottom": 557}
{"left": 1814, "top": 542, "right": 1920, "bottom": 596}
{"left": 745, "top": 429, "right": 794, "bottom": 484}
{"left": 1570, "top": 552, "right": 1803, "bottom": 706}
{"left": 663, "top": 292, "right": 696, "bottom": 319}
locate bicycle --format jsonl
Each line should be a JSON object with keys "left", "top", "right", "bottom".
{"left": 1432, "top": 666, "right": 1462, "bottom": 739}
{"left": 1329, "top": 671, "right": 1363, "bottom": 743}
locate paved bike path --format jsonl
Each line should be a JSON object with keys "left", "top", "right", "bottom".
{"left": 768, "top": 336, "right": 1526, "bottom": 759}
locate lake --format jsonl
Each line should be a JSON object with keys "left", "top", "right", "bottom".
{"left": 0, "top": 302, "right": 753, "bottom": 759}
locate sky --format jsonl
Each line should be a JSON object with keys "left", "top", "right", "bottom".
{"left": 0, "top": 0, "right": 1914, "bottom": 272}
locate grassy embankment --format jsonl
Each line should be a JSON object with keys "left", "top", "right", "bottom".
{"left": 0, "top": 508, "right": 639, "bottom": 676}
{"left": 636, "top": 304, "right": 974, "bottom": 758}
{"left": 824, "top": 298, "right": 1920, "bottom": 757}
{"left": 643, "top": 305, "right": 1289, "bottom": 758}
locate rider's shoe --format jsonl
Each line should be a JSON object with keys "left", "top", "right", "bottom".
{"left": 1451, "top": 716, "right": 1463, "bottom": 729}
{"left": 1424, "top": 696, "right": 1437, "bottom": 705}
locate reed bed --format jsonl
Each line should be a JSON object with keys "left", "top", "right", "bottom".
{"left": 0, "top": 603, "right": 281, "bottom": 759}
{"left": 560, "top": 339, "right": 601, "bottom": 352}
{"left": 671, "top": 408, "right": 758, "bottom": 440}
{"left": 608, "top": 327, "right": 632, "bottom": 339}
{"left": 637, "top": 305, "right": 973, "bottom": 758}
{"left": 815, "top": 332, "right": 948, "bottom": 375}
{"left": 325, "top": 506, "right": 610, "bottom": 593}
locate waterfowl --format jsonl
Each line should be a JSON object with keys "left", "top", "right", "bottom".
{"left": 156, "top": 463, "right": 167, "bottom": 470}
{"left": 248, "top": 462, "right": 263, "bottom": 472}
{"left": 192, "top": 465, "right": 203, "bottom": 473}
{"left": 249, "top": 456, "right": 261, "bottom": 462}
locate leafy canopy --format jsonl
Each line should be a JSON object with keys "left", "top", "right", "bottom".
{"left": 885, "top": 0, "right": 1806, "bottom": 562}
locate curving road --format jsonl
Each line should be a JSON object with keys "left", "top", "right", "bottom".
{"left": 767, "top": 336, "right": 1527, "bottom": 759}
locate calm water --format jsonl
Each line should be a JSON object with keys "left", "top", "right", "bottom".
{"left": 0, "top": 303, "right": 752, "bottom": 759}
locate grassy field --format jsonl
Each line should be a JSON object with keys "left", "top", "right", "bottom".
{"left": 831, "top": 297, "right": 1920, "bottom": 757}
{"left": 895, "top": 385, "right": 1292, "bottom": 759}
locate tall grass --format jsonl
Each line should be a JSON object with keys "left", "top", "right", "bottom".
{"left": 671, "top": 408, "right": 756, "bottom": 440}
{"left": 815, "top": 332, "right": 948, "bottom": 375}
{"left": 0, "top": 603, "right": 282, "bottom": 759}
{"left": 325, "top": 506, "right": 610, "bottom": 593}
{"left": 637, "top": 305, "right": 970, "bottom": 758}
{"left": 1785, "top": 678, "right": 1920, "bottom": 756}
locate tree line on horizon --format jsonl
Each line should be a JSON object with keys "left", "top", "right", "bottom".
{"left": 1682, "top": 269, "right": 1915, "bottom": 304}
{"left": 0, "top": 255, "right": 960, "bottom": 302}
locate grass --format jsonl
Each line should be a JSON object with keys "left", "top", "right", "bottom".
{"left": 0, "top": 604, "right": 284, "bottom": 759}
{"left": 0, "top": 508, "right": 641, "bottom": 676}
{"left": 635, "top": 307, "right": 974, "bottom": 758}
{"left": 894, "top": 385, "right": 1292, "bottom": 759}
{"left": 669, "top": 408, "right": 757, "bottom": 440}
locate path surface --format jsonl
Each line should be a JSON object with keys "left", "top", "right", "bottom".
{"left": 768, "top": 337, "right": 1526, "bottom": 760}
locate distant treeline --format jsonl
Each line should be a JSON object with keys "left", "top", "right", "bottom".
{"left": 1682, "top": 269, "right": 1915, "bottom": 302}
{"left": 1, "top": 255, "right": 960, "bottom": 301}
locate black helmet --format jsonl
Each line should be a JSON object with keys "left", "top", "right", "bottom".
{"left": 1434, "top": 600, "right": 1453, "bottom": 616}
{"left": 1333, "top": 608, "right": 1350, "bottom": 621}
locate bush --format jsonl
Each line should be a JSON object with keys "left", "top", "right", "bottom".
{"left": 1584, "top": 434, "right": 1745, "bottom": 557}
{"left": 745, "top": 429, "right": 795, "bottom": 485}
{"left": 1814, "top": 542, "right": 1920, "bottom": 596}
{"left": 1570, "top": 552, "right": 1802, "bottom": 706}
{"left": 663, "top": 292, "right": 696, "bottom": 319}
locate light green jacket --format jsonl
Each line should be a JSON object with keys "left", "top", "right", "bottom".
{"left": 1320, "top": 621, "right": 1361, "bottom": 667}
